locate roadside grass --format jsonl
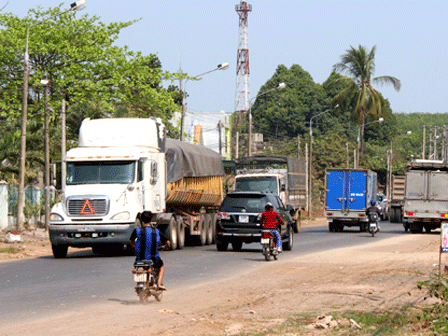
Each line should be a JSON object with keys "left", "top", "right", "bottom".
{"left": 235, "top": 305, "right": 448, "bottom": 335}
{"left": 234, "top": 274, "right": 448, "bottom": 336}
{"left": 0, "top": 246, "right": 24, "bottom": 254}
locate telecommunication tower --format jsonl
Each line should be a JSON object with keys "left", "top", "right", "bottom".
{"left": 234, "top": 0, "right": 252, "bottom": 120}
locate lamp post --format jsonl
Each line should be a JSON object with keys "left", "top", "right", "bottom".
{"left": 16, "top": 1, "right": 86, "bottom": 230}
{"left": 308, "top": 104, "right": 338, "bottom": 218}
{"left": 387, "top": 130, "right": 412, "bottom": 198}
{"left": 355, "top": 117, "right": 384, "bottom": 168}
{"left": 40, "top": 78, "right": 50, "bottom": 229}
{"left": 248, "top": 82, "right": 286, "bottom": 157}
{"left": 179, "top": 62, "right": 229, "bottom": 141}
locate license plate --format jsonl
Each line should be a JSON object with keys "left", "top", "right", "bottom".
{"left": 261, "top": 238, "right": 270, "bottom": 244}
{"left": 134, "top": 273, "right": 147, "bottom": 282}
{"left": 370, "top": 223, "right": 376, "bottom": 229}
{"left": 239, "top": 215, "right": 249, "bottom": 223}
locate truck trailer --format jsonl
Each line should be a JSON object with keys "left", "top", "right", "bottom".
{"left": 234, "top": 155, "right": 306, "bottom": 232}
{"left": 49, "top": 117, "right": 224, "bottom": 258}
{"left": 389, "top": 175, "right": 406, "bottom": 224}
{"left": 403, "top": 159, "right": 448, "bottom": 233}
{"left": 325, "top": 168, "right": 377, "bottom": 232}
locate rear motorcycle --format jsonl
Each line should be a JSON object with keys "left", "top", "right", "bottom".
{"left": 132, "top": 259, "right": 163, "bottom": 303}
{"left": 261, "top": 229, "right": 279, "bottom": 261}
{"left": 368, "top": 212, "right": 379, "bottom": 237}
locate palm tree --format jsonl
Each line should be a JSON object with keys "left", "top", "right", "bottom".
{"left": 330, "top": 45, "right": 401, "bottom": 153}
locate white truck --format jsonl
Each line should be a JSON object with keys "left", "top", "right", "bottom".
{"left": 234, "top": 155, "right": 306, "bottom": 232}
{"left": 49, "top": 117, "right": 224, "bottom": 258}
{"left": 403, "top": 159, "right": 448, "bottom": 233}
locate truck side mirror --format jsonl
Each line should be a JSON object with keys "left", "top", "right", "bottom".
{"left": 151, "top": 161, "right": 157, "bottom": 177}
{"left": 281, "top": 184, "right": 286, "bottom": 191}
{"left": 51, "top": 163, "right": 57, "bottom": 186}
{"left": 150, "top": 161, "right": 158, "bottom": 184}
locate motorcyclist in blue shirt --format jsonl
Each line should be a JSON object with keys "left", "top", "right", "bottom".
{"left": 130, "top": 211, "right": 170, "bottom": 290}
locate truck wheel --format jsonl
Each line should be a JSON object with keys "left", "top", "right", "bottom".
{"left": 389, "top": 208, "right": 396, "bottom": 223}
{"left": 165, "top": 217, "right": 178, "bottom": 250}
{"left": 410, "top": 222, "right": 423, "bottom": 234}
{"left": 231, "top": 240, "right": 243, "bottom": 251}
{"left": 197, "top": 214, "right": 207, "bottom": 246}
{"left": 52, "top": 244, "right": 68, "bottom": 259}
{"left": 176, "top": 217, "right": 185, "bottom": 249}
{"left": 283, "top": 225, "right": 293, "bottom": 251}
{"left": 211, "top": 213, "right": 218, "bottom": 244}
{"left": 392, "top": 208, "right": 399, "bottom": 223}
{"left": 205, "top": 214, "right": 213, "bottom": 245}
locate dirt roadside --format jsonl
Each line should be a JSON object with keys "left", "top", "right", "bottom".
{"left": 0, "top": 219, "right": 445, "bottom": 336}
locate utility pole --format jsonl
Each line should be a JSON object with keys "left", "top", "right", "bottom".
{"left": 422, "top": 125, "right": 426, "bottom": 160}
{"left": 346, "top": 142, "right": 349, "bottom": 168}
{"left": 61, "top": 99, "right": 66, "bottom": 196}
{"left": 218, "top": 120, "right": 223, "bottom": 155}
{"left": 41, "top": 79, "right": 50, "bottom": 230}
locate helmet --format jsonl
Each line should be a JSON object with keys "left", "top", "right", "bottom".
{"left": 140, "top": 211, "right": 154, "bottom": 225}
{"left": 370, "top": 200, "right": 376, "bottom": 206}
{"left": 265, "top": 202, "right": 273, "bottom": 210}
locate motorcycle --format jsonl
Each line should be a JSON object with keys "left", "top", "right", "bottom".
{"left": 132, "top": 259, "right": 163, "bottom": 303}
{"left": 368, "top": 212, "right": 379, "bottom": 237}
{"left": 261, "top": 229, "right": 279, "bottom": 261}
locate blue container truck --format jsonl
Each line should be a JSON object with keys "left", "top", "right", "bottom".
{"left": 325, "top": 168, "right": 377, "bottom": 232}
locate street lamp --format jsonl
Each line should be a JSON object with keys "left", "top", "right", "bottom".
{"left": 387, "top": 130, "right": 412, "bottom": 198}
{"left": 308, "top": 104, "right": 338, "bottom": 218}
{"left": 179, "top": 62, "right": 229, "bottom": 141}
{"left": 16, "top": 1, "right": 87, "bottom": 230}
{"left": 248, "top": 82, "right": 286, "bottom": 157}
{"left": 355, "top": 117, "right": 384, "bottom": 168}
{"left": 40, "top": 78, "right": 50, "bottom": 229}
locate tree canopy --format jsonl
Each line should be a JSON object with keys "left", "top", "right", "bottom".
{"left": 0, "top": 5, "right": 181, "bottom": 183}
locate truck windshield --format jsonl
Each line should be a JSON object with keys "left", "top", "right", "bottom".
{"left": 234, "top": 176, "right": 278, "bottom": 194}
{"left": 66, "top": 161, "right": 136, "bottom": 185}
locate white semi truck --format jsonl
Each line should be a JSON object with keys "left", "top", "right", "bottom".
{"left": 49, "top": 117, "right": 224, "bottom": 258}
{"left": 234, "top": 155, "right": 306, "bottom": 232}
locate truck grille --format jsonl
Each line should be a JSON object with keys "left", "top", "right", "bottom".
{"left": 67, "top": 197, "right": 109, "bottom": 216}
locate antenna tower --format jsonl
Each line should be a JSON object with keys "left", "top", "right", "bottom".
{"left": 234, "top": 0, "right": 252, "bottom": 121}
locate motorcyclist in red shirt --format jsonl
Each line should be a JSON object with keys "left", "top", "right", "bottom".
{"left": 260, "top": 202, "right": 284, "bottom": 252}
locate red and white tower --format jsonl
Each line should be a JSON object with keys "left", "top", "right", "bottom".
{"left": 234, "top": 0, "right": 251, "bottom": 118}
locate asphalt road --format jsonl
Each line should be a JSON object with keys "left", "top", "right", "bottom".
{"left": 0, "top": 221, "right": 407, "bottom": 325}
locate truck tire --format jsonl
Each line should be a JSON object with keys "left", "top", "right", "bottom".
{"left": 283, "top": 225, "right": 293, "bottom": 251}
{"left": 389, "top": 208, "right": 396, "bottom": 223}
{"left": 360, "top": 222, "right": 368, "bottom": 232}
{"left": 211, "top": 213, "right": 218, "bottom": 244}
{"left": 197, "top": 214, "right": 207, "bottom": 246}
{"left": 52, "top": 244, "right": 68, "bottom": 259}
{"left": 165, "top": 217, "right": 178, "bottom": 250}
{"left": 205, "top": 213, "right": 213, "bottom": 245}
{"left": 176, "top": 217, "right": 185, "bottom": 249}
{"left": 410, "top": 222, "right": 423, "bottom": 234}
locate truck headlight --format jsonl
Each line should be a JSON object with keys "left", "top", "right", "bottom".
{"left": 50, "top": 213, "right": 64, "bottom": 221}
{"left": 111, "top": 212, "right": 130, "bottom": 221}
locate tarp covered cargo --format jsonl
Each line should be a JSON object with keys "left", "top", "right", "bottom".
{"left": 165, "top": 138, "right": 225, "bottom": 183}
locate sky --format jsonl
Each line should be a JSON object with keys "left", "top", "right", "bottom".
{"left": 5, "top": 1, "right": 448, "bottom": 134}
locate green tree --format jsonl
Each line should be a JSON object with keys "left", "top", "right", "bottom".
{"left": 0, "top": 5, "right": 180, "bottom": 184}
{"left": 252, "top": 64, "right": 327, "bottom": 140}
{"left": 330, "top": 45, "right": 401, "bottom": 152}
